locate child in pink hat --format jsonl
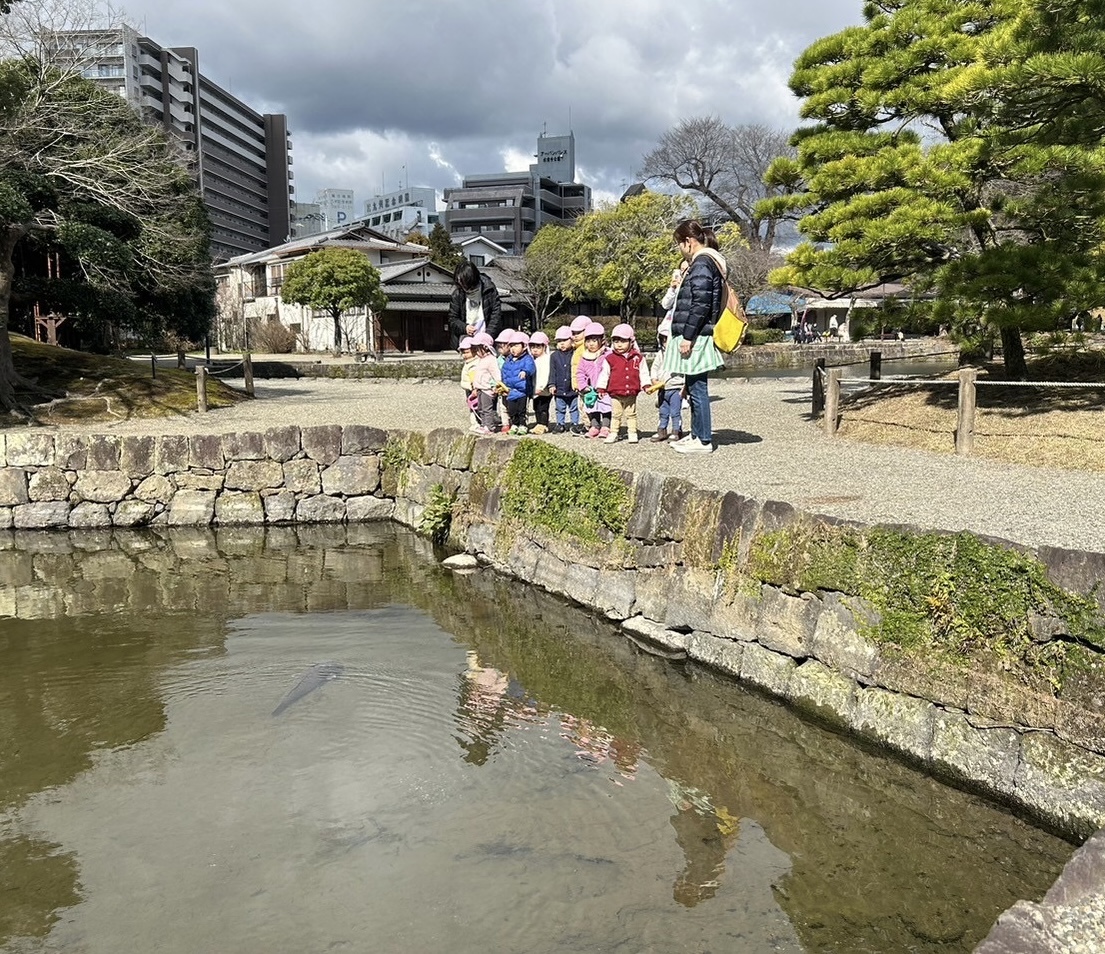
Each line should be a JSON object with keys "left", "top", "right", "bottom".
{"left": 549, "top": 325, "right": 581, "bottom": 433}
{"left": 470, "top": 332, "right": 503, "bottom": 434}
{"left": 597, "top": 323, "right": 650, "bottom": 443}
{"left": 458, "top": 335, "right": 480, "bottom": 431}
{"left": 501, "top": 330, "right": 536, "bottom": 434}
{"left": 575, "top": 321, "right": 612, "bottom": 438}
{"left": 528, "top": 330, "right": 552, "bottom": 434}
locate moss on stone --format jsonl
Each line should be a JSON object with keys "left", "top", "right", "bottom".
{"left": 499, "top": 440, "right": 629, "bottom": 543}
{"left": 739, "top": 519, "right": 1105, "bottom": 693}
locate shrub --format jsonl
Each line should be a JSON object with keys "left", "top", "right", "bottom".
{"left": 745, "top": 328, "right": 785, "bottom": 346}
{"left": 251, "top": 319, "right": 297, "bottom": 354}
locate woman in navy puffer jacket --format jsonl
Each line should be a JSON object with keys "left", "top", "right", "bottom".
{"left": 665, "top": 219, "right": 726, "bottom": 454}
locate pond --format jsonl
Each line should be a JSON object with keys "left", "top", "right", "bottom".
{"left": 0, "top": 524, "right": 1072, "bottom": 953}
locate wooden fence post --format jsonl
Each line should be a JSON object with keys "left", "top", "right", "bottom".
{"left": 870, "top": 350, "right": 882, "bottom": 381}
{"left": 824, "top": 368, "right": 841, "bottom": 437}
{"left": 150, "top": 353, "right": 156, "bottom": 379}
{"left": 956, "top": 367, "right": 977, "bottom": 455}
{"left": 195, "top": 366, "right": 208, "bottom": 413}
{"left": 243, "top": 351, "right": 254, "bottom": 396}
{"left": 812, "top": 358, "right": 827, "bottom": 416}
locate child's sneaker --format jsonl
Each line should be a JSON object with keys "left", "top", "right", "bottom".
{"left": 500, "top": 425, "right": 511, "bottom": 434}
{"left": 531, "top": 424, "right": 547, "bottom": 435}
{"left": 572, "top": 424, "right": 586, "bottom": 436}
{"left": 597, "top": 427, "right": 610, "bottom": 439}
{"left": 549, "top": 423, "right": 563, "bottom": 434}
{"left": 627, "top": 431, "right": 639, "bottom": 444}
{"left": 603, "top": 431, "right": 619, "bottom": 444}
{"left": 475, "top": 426, "right": 492, "bottom": 435}
{"left": 586, "top": 426, "right": 600, "bottom": 439}
{"left": 516, "top": 425, "right": 529, "bottom": 435}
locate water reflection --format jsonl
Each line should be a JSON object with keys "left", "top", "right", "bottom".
{"left": 0, "top": 524, "right": 1074, "bottom": 953}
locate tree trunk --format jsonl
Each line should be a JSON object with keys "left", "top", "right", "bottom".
{"left": 331, "top": 309, "right": 343, "bottom": 353}
{"left": 1000, "top": 324, "right": 1027, "bottom": 380}
{"left": 0, "top": 227, "right": 24, "bottom": 411}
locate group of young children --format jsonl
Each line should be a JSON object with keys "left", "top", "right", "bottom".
{"left": 458, "top": 314, "right": 686, "bottom": 444}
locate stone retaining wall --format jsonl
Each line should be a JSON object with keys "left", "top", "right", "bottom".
{"left": 1, "top": 422, "right": 1103, "bottom": 842}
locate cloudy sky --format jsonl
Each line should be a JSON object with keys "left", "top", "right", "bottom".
{"left": 118, "top": 0, "right": 864, "bottom": 212}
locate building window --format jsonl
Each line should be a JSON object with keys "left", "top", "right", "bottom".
{"left": 470, "top": 255, "right": 485, "bottom": 266}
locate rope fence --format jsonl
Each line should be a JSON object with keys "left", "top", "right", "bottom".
{"left": 815, "top": 356, "right": 1105, "bottom": 456}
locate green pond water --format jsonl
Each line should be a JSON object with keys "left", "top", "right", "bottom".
{"left": 0, "top": 523, "right": 1073, "bottom": 953}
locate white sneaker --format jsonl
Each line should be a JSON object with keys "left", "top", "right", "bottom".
{"left": 627, "top": 432, "right": 639, "bottom": 444}
{"left": 672, "top": 439, "right": 713, "bottom": 454}
{"left": 669, "top": 433, "right": 695, "bottom": 447}
{"left": 603, "top": 432, "right": 619, "bottom": 444}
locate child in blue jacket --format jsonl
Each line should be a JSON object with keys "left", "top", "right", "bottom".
{"left": 500, "top": 330, "right": 537, "bottom": 434}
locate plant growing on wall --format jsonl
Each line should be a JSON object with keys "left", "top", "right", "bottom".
{"left": 280, "top": 247, "right": 386, "bottom": 354}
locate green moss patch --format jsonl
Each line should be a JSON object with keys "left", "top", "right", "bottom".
{"left": 499, "top": 440, "right": 629, "bottom": 543}
{"left": 742, "top": 521, "right": 1105, "bottom": 690}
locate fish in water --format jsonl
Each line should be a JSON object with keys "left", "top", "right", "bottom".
{"left": 272, "top": 661, "right": 345, "bottom": 716}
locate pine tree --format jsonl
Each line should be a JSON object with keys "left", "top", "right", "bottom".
{"left": 761, "top": 0, "right": 1105, "bottom": 378}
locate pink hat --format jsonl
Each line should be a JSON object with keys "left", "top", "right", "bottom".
{"left": 584, "top": 321, "right": 606, "bottom": 338}
{"left": 529, "top": 331, "right": 549, "bottom": 346}
{"left": 510, "top": 330, "right": 530, "bottom": 345}
{"left": 569, "top": 315, "right": 591, "bottom": 334}
{"left": 458, "top": 336, "right": 474, "bottom": 350}
{"left": 495, "top": 328, "right": 513, "bottom": 343}
{"left": 611, "top": 323, "right": 635, "bottom": 340}
{"left": 554, "top": 326, "right": 572, "bottom": 341}
{"left": 473, "top": 332, "right": 494, "bottom": 348}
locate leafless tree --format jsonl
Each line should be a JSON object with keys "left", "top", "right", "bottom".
{"left": 0, "top": 0, "right": 207, "bottom": 411}
{"left": 639, "top": 118, "right": 795, "bottom": 251}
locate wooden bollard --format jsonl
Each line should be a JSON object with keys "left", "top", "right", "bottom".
{"left": 243, "top": 351, "right": 254, "bottom": 396}
{"left": 870, "top": 350, "right": 882, "bottom": 381}
{"left": 812, "top": 357, "right": 827, "bottom": 415}
{"left": 956, "top": 367, "right": 977, "bottom": 455}
{"left": 195, "top": 365, "right": 208, "bottom": 413}
{"left": 824, "top": 368, "right": 841, "bottom": 437}
{"left": 150, "top": 353, "right": 156, "bottom": 379}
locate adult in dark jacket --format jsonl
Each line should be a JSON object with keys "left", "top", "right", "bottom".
{"left": 665, "top": 219, "right": 726, "bottom": 454}
{"left": 447, "top": 260, "right": 503, "bottom": 349}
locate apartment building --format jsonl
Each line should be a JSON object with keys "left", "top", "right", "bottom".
{"left": 442, "top": 131, "right": 591, "bottom": 254}
{"left": 51, "top": 25, "right": 294, "bottom": 261}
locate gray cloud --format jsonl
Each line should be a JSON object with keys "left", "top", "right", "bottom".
{"left": 121, "top": 0, "right": 862, "bottom": 208}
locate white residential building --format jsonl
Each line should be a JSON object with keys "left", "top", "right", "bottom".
{"left": 362, "top": 186, "right": 440, "bottom": 240}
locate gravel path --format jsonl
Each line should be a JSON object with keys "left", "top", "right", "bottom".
{"left": 39, "top": 375, "right": 1104, "bottom": 553}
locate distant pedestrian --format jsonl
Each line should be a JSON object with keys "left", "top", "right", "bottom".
{"left": 448, "top": 260, "right": 502, "bottom": 349}
{"left": 665, "top": 219, "right": 726, "bottom": 454}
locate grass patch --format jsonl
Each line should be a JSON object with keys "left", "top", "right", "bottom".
{"left": 500, "top": 440, "right": 629, "bottom": 542}
{"left": 4, "top": 334, "right": 249, "bottom": 426}
{"left": 742, "top": 520, "right": 1105, "bottom": 689}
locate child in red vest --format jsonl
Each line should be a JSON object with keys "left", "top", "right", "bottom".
{"left": 597, "top": 323, "right": 650, "bottom": 444}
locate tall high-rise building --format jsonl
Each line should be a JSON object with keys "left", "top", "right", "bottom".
{"left": 442, "top": 131, "right": 590, "bottom": 254}
{"left": 50, "top": 25, "right": 294, "bottom": 261}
